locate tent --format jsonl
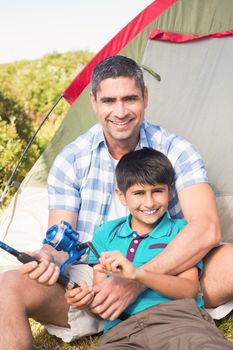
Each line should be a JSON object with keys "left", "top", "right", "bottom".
{"left": 0, "top": 0, "right": 233, "bottom": 317}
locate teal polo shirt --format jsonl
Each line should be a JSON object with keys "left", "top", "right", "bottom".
{"left": 89, "top": 212, "right": 204, "bottom": 332}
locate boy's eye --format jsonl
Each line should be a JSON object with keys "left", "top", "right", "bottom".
{"left": 153, "top": 188, "right": 164, "bottom": 193}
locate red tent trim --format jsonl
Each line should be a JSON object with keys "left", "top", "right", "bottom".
{"left": 63, "top": 0, "right": 177, "bottom": 105}
{"left": 149, "top": 29, "right": 233, "bottom": 42}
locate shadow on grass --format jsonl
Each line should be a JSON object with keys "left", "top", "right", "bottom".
{"left": 31, "top": 319, "right": 100, "bottom": 350}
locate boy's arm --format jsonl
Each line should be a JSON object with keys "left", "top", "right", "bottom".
{"left": 98, "top": 251, "right": 199, "bottom": 300}
{"left": 135, "top": 267, "right": 199, "bottom": 300}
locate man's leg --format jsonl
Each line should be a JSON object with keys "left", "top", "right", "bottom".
{"left": 0, "top": 269, "right": 69, "bottom": 350}
{"left": 201, "top": 243, "right": 233, "bottom": 307}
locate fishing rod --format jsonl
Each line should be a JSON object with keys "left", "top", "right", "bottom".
{"left": 0, "top": 240, "right": 78, "bottom": 289}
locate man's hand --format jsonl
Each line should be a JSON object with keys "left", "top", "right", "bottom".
{"left": 19, "top": 249, "right": 60, "bottom": 286}
{"left": 90, "top": 277, "right": 143, "bottom": 320}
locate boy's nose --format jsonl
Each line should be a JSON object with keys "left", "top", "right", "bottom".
{"left": 144, "top": 194, "right": 155, "bottom": 207}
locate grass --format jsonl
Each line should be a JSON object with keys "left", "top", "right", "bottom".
{"left": 31, "top": 320, "right": 100, "bottom": 350}
{"left": 31, "top": 315, "right": 233, "bottom": 349}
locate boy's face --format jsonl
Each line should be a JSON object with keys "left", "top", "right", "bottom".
{"left": 116, "top": 182, "right": 170, "bottom": 235}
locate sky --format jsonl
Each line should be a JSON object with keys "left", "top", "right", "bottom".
{"left": 0, "top": 0, "right": 153, "bottom": 64}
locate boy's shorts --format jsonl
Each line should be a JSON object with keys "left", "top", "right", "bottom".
{"left": 92, "top": 299, "right": 233, "bottom": 350}
{"left": 42, "top": 264, "right": 105, "bottom": 343}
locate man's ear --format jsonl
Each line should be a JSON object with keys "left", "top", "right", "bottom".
{"left": 143, "top": 86, "right": 148, "bottom": 108}
{"left": 89, "top": 91, "right": 97, "bottom": 113}
{"left": 115, "top": 188, "right": 127, "bottom": 206}
{"left": 169, "top": 183, "right": 174, "bottom": 199}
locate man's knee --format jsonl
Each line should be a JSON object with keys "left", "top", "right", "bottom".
{"left": 201, "top": 243, "right": 233, "bottom": 307}
{"left": 0, "top": 269, "right": 24, "bottom": 292}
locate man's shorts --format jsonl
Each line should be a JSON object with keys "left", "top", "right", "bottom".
{"left": 43, "top": 264, "right": 105, "bottom": 343}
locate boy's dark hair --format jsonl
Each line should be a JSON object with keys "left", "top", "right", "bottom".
{"left": 91, "top": 55, "right": 145, "bottom": 99}
{"left": 115, "top": 148, "right": 174, "bottom": 194}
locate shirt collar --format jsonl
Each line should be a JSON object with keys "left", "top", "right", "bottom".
{"left": 91, "top": 121, "right": 150, "bottom": 152}
{"left": 139, "top": 121, "right": 150, "bottom": 148}
{"left": 91, "top": 124, "right": 106, "bottom": 152}
{"left": 118, "top": 212, "right": 173, "bottom": 239}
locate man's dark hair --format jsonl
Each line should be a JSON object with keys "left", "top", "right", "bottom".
{"left": 115, "top": 148, "right": 174, "bottom": 194}
{"left": 91, "top": 55, "right": 145, "bottom": 99}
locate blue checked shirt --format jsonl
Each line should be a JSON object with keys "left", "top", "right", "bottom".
{"left": 48, "top": 120, "right": 208, "bottom": 242}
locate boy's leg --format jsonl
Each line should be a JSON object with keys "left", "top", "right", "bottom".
{"left": 144, "top": 299, "right": 233, "bottom": 350}
{"left": 91, "top": 299, "right": 233, "bottom": 350}
{"left": 0, "top": 269, "right": 69, "bottom": 350}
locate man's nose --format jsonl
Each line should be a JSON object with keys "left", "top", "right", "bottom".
{"left": 114, "top": 101, "right": 127, "bottom": 118}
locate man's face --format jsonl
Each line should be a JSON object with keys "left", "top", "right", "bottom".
{"left": 90, "top": 77, "right": 148, "bottom": 147}
{"left": 116, "top": 183, "right": 170, "bottom": 235}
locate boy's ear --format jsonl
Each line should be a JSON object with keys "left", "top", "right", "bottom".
{"left": 115, "top": 188, "right": 127, "bottom": 206}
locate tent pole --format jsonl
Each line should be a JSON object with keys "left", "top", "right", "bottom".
{"left": 0, "top": 95, "right": 64, "bottom": 205}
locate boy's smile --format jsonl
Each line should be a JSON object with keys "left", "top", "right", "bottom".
{"left": 116, "top": 183, "right": 170, "bottom": 235}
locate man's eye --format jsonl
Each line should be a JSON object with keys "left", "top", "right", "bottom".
{"left": 102, "top": 99, "right": 113, "bottom": 103}
{"left": 124, "top": 96, "right": 138, "bottom": 102}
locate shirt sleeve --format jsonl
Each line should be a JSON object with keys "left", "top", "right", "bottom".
{"left": 88, "top": 224, "right": 107, "bottom": 264}
{"left": 196, "top": 260, "right": 204, "bottom": 277}
{"left": 171, "top": 137, "right": 209, "bottom": 192}
{"left": 47, "top": 146, "right": 81, "bottom": 212}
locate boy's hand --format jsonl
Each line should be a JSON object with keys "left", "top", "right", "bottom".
{"left": 95, "top": 251, "right": 137, "bottom": 280}
{"left": 65, "top": 280, "right": 95, "bottom": 310}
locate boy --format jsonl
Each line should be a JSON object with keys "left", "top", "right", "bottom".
{"left": 65, "top": 148, "right": 232, "bottom": 349}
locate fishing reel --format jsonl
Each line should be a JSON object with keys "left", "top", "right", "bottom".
{"left": 43, "top": 220, "right": 99, "bottom": 275}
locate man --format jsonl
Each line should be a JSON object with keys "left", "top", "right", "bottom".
{"left": 0, "top": 55, "right": 232, "bottom": 349}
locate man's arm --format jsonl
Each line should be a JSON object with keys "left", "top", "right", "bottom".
{"left": 143, "top": 183, "right": 221, "bottom": 275}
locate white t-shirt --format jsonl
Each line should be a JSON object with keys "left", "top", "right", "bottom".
{"left": 107, "top": 157, "right": 129, "bottom": 221}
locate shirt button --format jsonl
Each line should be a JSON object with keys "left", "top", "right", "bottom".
{"left": 134, "top": 240, "right": 139, "bottom": 244}
{"left": 130, "top": 248, "right": 135, "bottom": 253}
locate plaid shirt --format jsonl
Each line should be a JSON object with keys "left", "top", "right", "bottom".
{"left": 48, "top": 120, "right": 208, "bottom": 242}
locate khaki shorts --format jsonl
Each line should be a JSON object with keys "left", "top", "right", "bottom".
{"left": 43, "top": 264, "right": 105, "bottom": 343}
{"left": 93, "top": 299, "right": 233, "bottom": 350}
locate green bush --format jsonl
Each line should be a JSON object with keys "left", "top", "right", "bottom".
{"left": 0, "top": 50, "right": 94, "bottom": 206}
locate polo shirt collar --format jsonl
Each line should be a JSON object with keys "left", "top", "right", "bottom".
{"left": 118, "top": 212, "right": 173, "bottom": 239}
{"left": 149, "top": 212, "right": 173, "bottom": 238}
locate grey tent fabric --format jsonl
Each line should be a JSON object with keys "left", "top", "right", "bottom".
{"left": 142, "top": 35, "right": 233, "bottom": 242}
